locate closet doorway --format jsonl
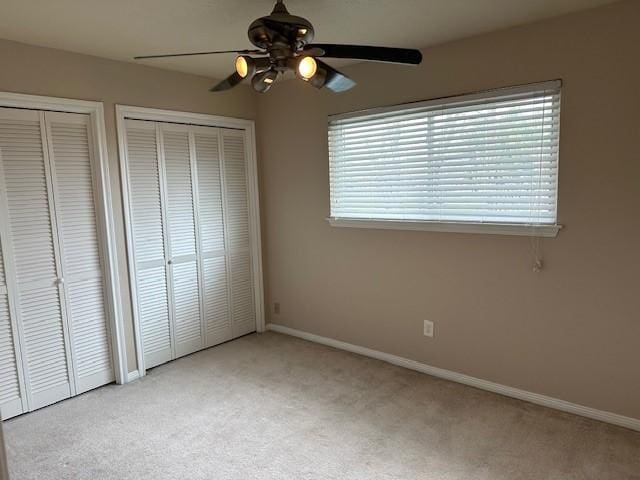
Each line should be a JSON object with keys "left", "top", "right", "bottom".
{"left": 0, "top": 93, "right": 124, "bottom": 420}
{"left": 116, "top": 106, "right": 264, "bottom": 377}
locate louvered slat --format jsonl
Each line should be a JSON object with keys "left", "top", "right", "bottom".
{"left": 0, "top": 295, "right": 20, "bottom": 410}
{"left": 137, "top": 265, "right": 172, "bottom": 368}
{"left": 222, "top": 132, "right": 250, "bottom": 252}
{"left": 19, "top": 288, "right": 70, "bottom": 403}
{"left": 47, "top": 113, "right": 114, "bottom": 393}
{"left": 171, "top": 261, "right": 202, "bottom": 355}
{"left": 162, "top": 126, "right": 202, "bottom": 355}
{"left": 195, "top": 131, "right": 225, "bottom": 253}
{"left": 0, "top": 215, "right": 30, "bottom": 414}
{"left": 193, "top": 128, "right": 230, "bottom": 347}
{"left": 127, "top": 123, "right": 166, "bottom": 265}
{"left": 202, "top": 256, "right": 231, "bottom": 346}
{"left": 230, "top": 253, "right": 255, "bottom": 338}
{"left": 329, "top": 81, "right": 561, "bottom": 225}
{"left": 0, "top": 109, "right": 71, "bottom": 411}
{"left": 0, "top": 234, "right": 5, "bottom": 288}
{"left": 0, "top": 116, "right": 57, "bottom": 285}
{"left": 163, "top": 129, "right": 197, "bottom": 259}
{"left": 65, "top": 281, "right": 111, "bottom": 378}
{"left": 221, "top": 130, "right": 255, "bottom": 338}
{"left": 125, "top": 120, "right": 172, "bottom": 368}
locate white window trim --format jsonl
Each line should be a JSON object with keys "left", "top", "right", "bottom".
{"left": 328, "top": 80, "right": 563, "bottom": 237}
{"left": 0, "top": 91, "right": 127, "bottom": 385}
{"left": 115, "top": 105, "right": 265, "bottom": 378}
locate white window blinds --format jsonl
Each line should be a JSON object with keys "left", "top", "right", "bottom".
{"left": 328, "top": 81, "right": 561, "bottom": 232}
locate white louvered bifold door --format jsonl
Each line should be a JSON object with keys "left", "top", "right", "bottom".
{"left": 124, "top": 120, "right": 173, "bottom": 369}
{"left": 44, "top": 112, "right": 114, "bottom": 394}
{"left": 0, "top": 108, "right": 73, "bottom": 412}
{"left": 160, "top": 124, "right": 203, "bottom": 357}
{"left": 123, "top": 120, "right": 257, "bottom": 371}
{"left": 221, "top": 130, "right": 255, "bottom": 338}
{"left": 193, "top": 127, "right": 231, "bottom": 347}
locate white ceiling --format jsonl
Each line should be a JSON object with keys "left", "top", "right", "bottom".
{"left": 0, "top": 0, "right": 617, "bottom": 79}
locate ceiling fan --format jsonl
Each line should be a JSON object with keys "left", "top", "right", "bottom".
{"left": 134, "top": 0, "right": 422, "bottom": 94}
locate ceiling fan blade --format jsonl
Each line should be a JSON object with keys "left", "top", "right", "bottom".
{"left": 134, "top": 49, "right": 263, "bottom": 60}
{"left": 310, "top": 60, "right": 356, "bottom": 93}
{"left": 210, "top": 72, "right": 244, "bottom": 92}
{"left": 304, "top": 44, "right": 422, "bottom": 65}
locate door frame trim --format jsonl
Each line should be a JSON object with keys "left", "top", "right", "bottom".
{"left": 0, "top": 91, "right": 127, "bottom": 386}
{"left": 115, "top": 105, "right": 265, "bottom": 378}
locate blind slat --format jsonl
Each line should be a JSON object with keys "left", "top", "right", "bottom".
{"left": 330, "top": 127, "right": 559, "bottom": 148}
{"left": 330, "top": 156, "right": 556, "bottom": 171}
{"left": 329, "top": 82, "right": 560, "bottom": 226}
{"left": 330, "top": 115, "right": 560, "bottom": 140}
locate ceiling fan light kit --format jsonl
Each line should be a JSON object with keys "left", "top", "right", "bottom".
{"left": 296, "top": 56, "right": 318, "bottom": 80}
{"left": 251, "top": 68, "right": 279, "bottom": 93}
{"left": 235, "top": 55, "right": 271, "bottom": 79}
{"left": 134, "top": 0, "right": 422, "bottom": 94}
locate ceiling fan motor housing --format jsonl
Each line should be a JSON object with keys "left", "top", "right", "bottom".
{"left": 248, "top": 1, "right": 315, "bottom": 52}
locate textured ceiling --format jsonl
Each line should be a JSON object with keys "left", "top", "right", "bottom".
{"left": 0, "top": 0, "right": 618, "bottom": 79}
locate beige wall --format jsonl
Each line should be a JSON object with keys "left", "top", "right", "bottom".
{"left": 0, "top": 39, "right": 257, "bottom": 372}
{"left": 256, "top": 0, "right": 640, "bottom": 419}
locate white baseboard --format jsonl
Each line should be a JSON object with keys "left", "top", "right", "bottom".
{"left": 126, "top": 370, "right": 140, "bottom": 383}
{"left": 267, "top": 323, "right": 640, "bottom": 432}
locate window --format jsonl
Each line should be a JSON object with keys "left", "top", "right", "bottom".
{"left": 328, "top": 81, "right": 562, "bottom": 236}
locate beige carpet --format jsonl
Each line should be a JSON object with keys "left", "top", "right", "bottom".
{"left": 4, "top": 332, "right": 640, "bottom": 479}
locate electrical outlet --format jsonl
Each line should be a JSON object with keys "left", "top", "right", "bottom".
{"left": 423, "top": 320, "right": 434, "bottom": 338}
{"left": 274, "top": 302, "right": 280, "bottom": 315}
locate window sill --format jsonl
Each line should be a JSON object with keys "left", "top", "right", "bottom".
{"left": 327, "top": 218, "right": 562, "bottom": 237}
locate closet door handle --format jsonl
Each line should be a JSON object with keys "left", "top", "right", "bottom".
{"left": 54, "top": 277, "right": 65, "bottom": 286}
{"left": 167, "top": 260, "right": 173, "bottom": 265}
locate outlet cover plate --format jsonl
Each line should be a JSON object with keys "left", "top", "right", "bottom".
{"left": 423, "top": 320, "right": 434, "bottom": 338}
